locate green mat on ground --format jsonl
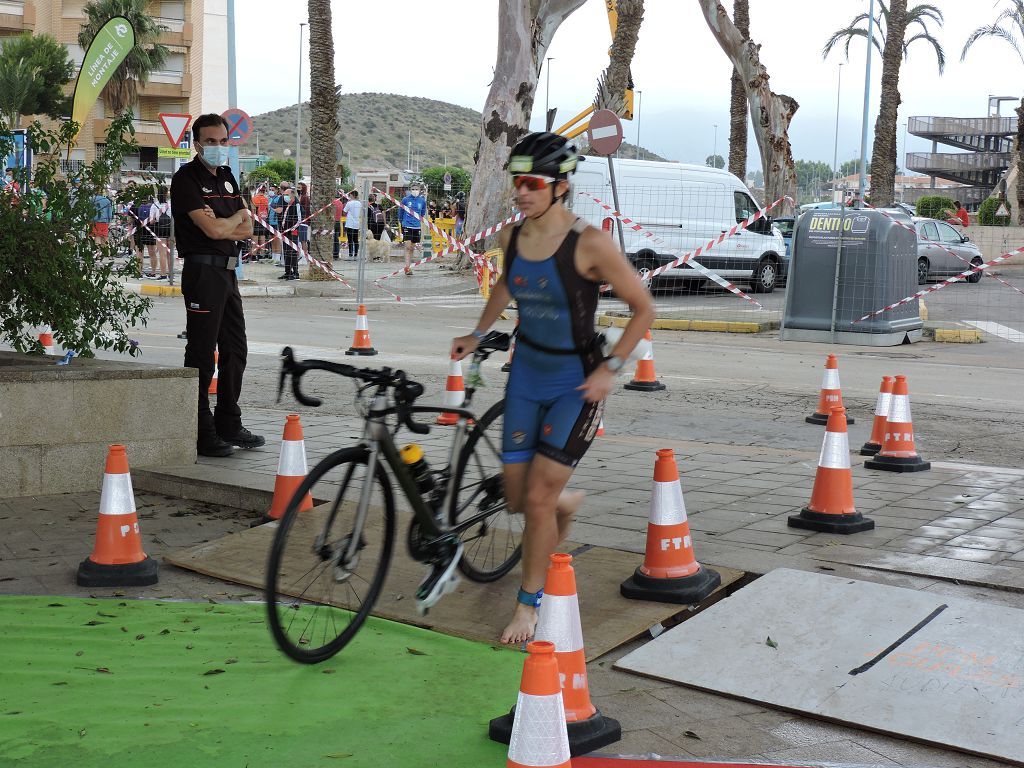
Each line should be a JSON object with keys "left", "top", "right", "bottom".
{"left": 0, "top": 596, "right": 523, "bottom": 767}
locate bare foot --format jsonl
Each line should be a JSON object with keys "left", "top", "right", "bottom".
{"left": 500, "top": 602, "right": 537, "bottom": 645}
{"left": 556, "top": 490, "right": 586, "bottom": 544}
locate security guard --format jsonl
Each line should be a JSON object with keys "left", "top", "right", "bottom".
{"left": 171, "top": 113, "right": 265, "bottom": 457}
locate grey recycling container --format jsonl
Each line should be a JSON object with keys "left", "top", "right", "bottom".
{"left": 780, "top": 208, "right": 923, "bottom": 346}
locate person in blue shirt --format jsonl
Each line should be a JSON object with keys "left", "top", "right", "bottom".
{"left": 91, "top": 190, "right": 113, "bottom": 246}
{"left": 400, "top": 181, "right": 427, "bottom": 275}
{"left": 267, "top": 184, "right": 282, "bottom": 264}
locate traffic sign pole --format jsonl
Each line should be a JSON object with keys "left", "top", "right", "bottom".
{"left": 587, "top": 109, "right": 627, "bottom": 255}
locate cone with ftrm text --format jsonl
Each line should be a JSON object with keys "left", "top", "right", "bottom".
{"left": 208, "top": 347, "right": 219, "bottom": 395}
{"left": 621, "top": 449, "right": 720, "bottom": 604}
{"left": 264, "top": 414, "right": 314, "bottom": 522}
{"left": 77, "top": 445, "right": 159, "bottom": 587}
{"left": 490, "top": 554, "right": 621, "bottom": 756}
{"left": 789, "top": 406, "right": 874, "bottom": 533}
{"left": 39, "top": 325, "right": 55, "bottom": 355}
{"left": 624, "top": 329, "right": 665, "bottom": 392}
{"left": 436, "top": 355, "right": 465, "bottom": 426}
{"left": 345, "top": 303, "right": 377, "bottom": 356}
{"left": 864, "top": 375, "right": 931, "bottom": 473}
{"left": 806, "top": 354, "right": 854, "bottom": 425}
{"left": 860, "top": 376, "right": 893, "bottom": 456}
{"left": 505, "top": 641, "right": 572, "bottom": 768}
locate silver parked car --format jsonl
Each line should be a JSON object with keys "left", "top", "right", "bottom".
{"left": 914, "top": 217, "right": 984, "bottom": 285}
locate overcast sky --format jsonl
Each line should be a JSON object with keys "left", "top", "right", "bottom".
{"left": 236, "top": 0, "right": 1022, "bottom": 171}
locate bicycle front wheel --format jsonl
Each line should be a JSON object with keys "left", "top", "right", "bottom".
{"left": 265, "top": 446, "right": 395, "bottom": 663}
{"left": 449, "top": 399, "right": 522, "bottom": 582}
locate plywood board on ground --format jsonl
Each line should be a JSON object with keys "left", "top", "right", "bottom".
{"left": 615, "top": 568, "right": 1024, "bottom": 765}
{"left": 164, "top": 506, "right": 742, "bottom": 660}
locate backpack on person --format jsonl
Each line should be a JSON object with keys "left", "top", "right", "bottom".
{"left": 137, "top": 201, "right": 153, "bottom": 224}
{"left": 373, "top": 205, "right": 385, "bottom": 225}
{"left": 155, "top": 202, "right": 172, "bottom": 238}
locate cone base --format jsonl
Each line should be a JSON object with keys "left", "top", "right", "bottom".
{"left": 345, "top": 347, "right": 378, "bottom": 356}
{"left": 620, "top": 564, "right": 721, "bottom": 605}
{"left": 489, "top": 707, "right": 621, "bottom": 756}
{"left": 76, "top": 555, "right": 159, "bottom": 587}
{"left": 807, "top": 412, "right": 854, "bottom": 425}
{"left": 788, "top": 508, "right": 875, "bottom": 533}
{"left": 859, "top": 441, "right": 882, "bottom": 456}
{"left": 624, "top": 380, "right": 666, "bottom": 392}
{"left": 864, "top": 454, "right": 931, "bottom": 473}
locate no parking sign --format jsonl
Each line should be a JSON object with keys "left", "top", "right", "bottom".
{"left": 221, "top": 108, "right": 254, "bottom": 147}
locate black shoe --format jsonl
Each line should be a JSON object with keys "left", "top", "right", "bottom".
{"left": 219, "top": 426, "right": 266, "bottom": 449}
{"left": 197, "top": 434, "right": 235, "bottom": 457}
{"left": 277, "top": 273, "right": 290, "bottom": 280}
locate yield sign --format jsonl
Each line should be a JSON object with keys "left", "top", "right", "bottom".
{"left": 159, "top": 113, "right": 191, "bottom": 147}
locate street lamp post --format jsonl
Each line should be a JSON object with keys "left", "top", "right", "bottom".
{"left": 832, "top": 62, "right": 843, "bottom": 186}
{"left": 295, "top": 21, "right": 306, "bottom": 191}
{"left": 857, "top": 0, "right": 875, "bottom": 205}
{"left": 635, "top": 89, "right": 642, "bottom": 159}
{"left": 712, "top": 124, "right": 718, "bottom": 167}
{"left": 544, "top": 57, "right": 554, "bottom": 128}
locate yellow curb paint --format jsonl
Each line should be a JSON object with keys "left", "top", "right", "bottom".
{"left": 140, "top": 285, "right": 182, "bottom": 297}
{"left": 934, "top": 329, "right": 982, "bottom": 343}
{"left": 598, "top": 315, "right": 767, "bottom": 334}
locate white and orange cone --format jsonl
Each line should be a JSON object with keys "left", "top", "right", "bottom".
{"left": 624, "top": 330, "right": 665, "bottom": 392}
{"left": 806, "top": 354, "right": 854, "bottom": 425}
{"left": 860, "top": 376, "right": 893, "bottom": 456}
{"left": 596, "top": 418, "right": 605, "bottom": 437}
{"left": 265, "top": 414, "right": 314, "bottom": 521}
{"left": 77, "top": 445, "right": 159, "bottom": 586}
{"left": 436, "top": 356, "right": 466, "bottom": 426}
{"left": 38, "top": 325, "right": 55, "bottom": 355}
{"left": 490, "top": 554, "right": 621, "bottom": 755}
{"left": 346, "top": 304, "right": 377, "bottom": 356}
{"left": 208, "top": 348, "right": 219, "bottom": 395}
{"left": 864, "top": 375, "right": 931, "bottom": 473}
{"left": 789, "top": 406, "right": 875, "bottom": 533}
{"left": 621, "top": 449, "right": 720, "bottom": 604}
{"left": 505, "top": 641, "right": 571, "bottom": 768}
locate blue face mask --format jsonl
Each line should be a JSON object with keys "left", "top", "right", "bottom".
{"left": 201, "top": 145, "right": 229, "bottom": 168}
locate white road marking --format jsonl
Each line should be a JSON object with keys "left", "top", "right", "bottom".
{"left": 964, "top": 321, "right": 1024, "bottom": 343}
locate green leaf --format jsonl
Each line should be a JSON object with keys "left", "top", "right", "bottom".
{"left": 406, "top": 647, "right": 427, "bottom": 656}
{"left": 766, "top": 636, "right": 779, "bottom": 649}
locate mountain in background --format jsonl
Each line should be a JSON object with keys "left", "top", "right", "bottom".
{"left": 251, "top": 92, "right": 665, "bottom": 172}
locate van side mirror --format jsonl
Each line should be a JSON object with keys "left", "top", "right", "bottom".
{"left": 961, "top": 235, "right": 970, "bottom": 243}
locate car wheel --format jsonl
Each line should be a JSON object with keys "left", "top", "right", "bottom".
{"left": 917, "top": 258, "right": 929, "bottom": 286}
{"left": 966, "top": 257, "right": 983, "bottom": 283}
{"left": 633, "top": 254, "right": 661, "bottom": 287}
{"left": 750, "top": 257, "right": 777, "bottom": 293}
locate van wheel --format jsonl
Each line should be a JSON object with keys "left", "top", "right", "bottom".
{"left": 966, "top": 257, "right": 983, "bottom": 283}
{"left": 917, "top": 258, "right": 929, "bottom": 285}
{"left": 633, "top": 255, "right": 660, "bottom": 286}
{"left": 750, "top": 257, "right": 777, "bottom": 293}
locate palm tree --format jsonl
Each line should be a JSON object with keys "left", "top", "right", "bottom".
{"left": 307, "top": 0, "right": 339, "bottom": 270}
{"left": 727, "top": 0, "right": 749, "bottom": 180}
{"left": 593, "top": 0, "right": 644, "bottom": 119}
{"left": 78, "top": 0, "right": 168, "bottom": 116}
{"left": 962, "top": 1, "right": 1024, "bottom": 224}
{"left": 823, "top": 1, "right": 944, "bottom": 206}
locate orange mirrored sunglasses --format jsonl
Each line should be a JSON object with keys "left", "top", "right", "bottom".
{"left": 512, "top": 174, "right": 556, "bottom": 191}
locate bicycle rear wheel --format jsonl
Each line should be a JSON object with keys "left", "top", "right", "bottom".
{"left": 265, "top": 446, "right": 395, "bottom": 663}
{"left": 449, "top": 399, "right": 522, "bottom": 581}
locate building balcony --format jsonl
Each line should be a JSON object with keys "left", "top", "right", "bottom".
{"left": 0, "top": 0, "right": 34, "bottom": 31}
{"left": 139, "top": 71, "right": 192, "bottom": 99}
{"left": 155, "top": 17, "right": 193, "bottom": 47}
{"left": 92, "top": 118, "right": 171, "bottom": 149}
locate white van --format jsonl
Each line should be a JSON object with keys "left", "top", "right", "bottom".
{"left": 569, "top": 156, "right": 787, "bottom": 292}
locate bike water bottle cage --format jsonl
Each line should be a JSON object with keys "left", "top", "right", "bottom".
{"left": 517, "top": 587, "right": 543, "bottom": 608}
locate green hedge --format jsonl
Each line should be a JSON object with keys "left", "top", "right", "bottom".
{"left": 916, "top": 195, "right": 956, "bottom": 219}
{"left": 979, "top": 197, "right": 1012, "bottom": 226}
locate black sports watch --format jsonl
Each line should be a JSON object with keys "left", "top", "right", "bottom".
{"left": 604, "top": 355, "right": 625, "bottom": 373}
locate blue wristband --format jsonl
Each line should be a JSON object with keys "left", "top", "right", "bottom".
{"left": 471, "top": 329, "right": 486, "bottom": 341}
{"left": 517, "top": 587, "right": 543, "bottom": 608}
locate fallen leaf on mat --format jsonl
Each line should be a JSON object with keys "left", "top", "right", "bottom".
{"left": 79, "top": 729, "right": 86, "bottom": 738}
{"left": 684, "top": 730, "right": 701, "bottom": 740}
{"left": 84, "top": 621, "right": 105, "bottom": 626}
{"left": 186, "top": 644, "right": 194, "bottom": 650}
{"left": 225, "top": 658, "right": 238, "bottom": 665}
{"left": 766, "top": 636, "right": 779, "bottom": 649}
{"left": 97, "top": 612, "right": 117, "bottom": 618}
{"left": 52, "top": 681, "right": 68, "bottom": 686}
{"left": 406, "top": 647, "right": 427, "bottom": 656}
{"left": 324, "top": 754, "right": 354, "bottom": 760}
{"left": 203, "top": 669, "right": 225, "bottom": 676}
{"left": 95, "top": 667, "right": 111, "bottom": 674}
{"left": 47, "top": 603, "right": 64, "bottom": 607}
{"left": 322, "top": 669, "right": 336, "bottom": 674}
{"left": 75, "top": 651, "right": 83, "bottom": 657}
{"left": 135, "top": 634, "right": 145, "bottom": 641}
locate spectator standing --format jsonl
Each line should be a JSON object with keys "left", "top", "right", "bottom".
{"left": 343, "top": 190, "right": 362, "bottom": 260}
{"left": 137, "top": 196, "right": 158, "bottom": 277}
{"left": 954, "top": 200, "right": 969, "bottom": 228}
{"left": 277, "top": 185, "right": 301, "bottom": 280}
{"left": 250, "top": 184, "right": 269, "bottom": 259}
{"left": 332, "top": 191, "right": 345, "bottom": 259}
{"left": 400, "top": 181, "right": 427, "bottom": 275}
{"left": 367, "top": 193, "right": 386, "bottom": 240}
{"left": 297, "top": 181, "right": 311, "bottom": 265}
{"left": 150, "top": 186, "right": 173, "bottom": 279}
{"left": 123, "top": 186, "right": 147, "bottom": 275}
{"left": 455, "top": 191, "right": 467, "bottom": 237}
{"left": 91, "top": 188, "right": 113, "bottom": 246}
{"left": 267, "top": 184, "right": 283, "bottom": 264}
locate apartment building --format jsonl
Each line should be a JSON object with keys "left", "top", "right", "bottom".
{"left": 0, "top": 0, "right": 228, "bottom": 171}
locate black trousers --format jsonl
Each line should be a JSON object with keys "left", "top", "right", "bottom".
{"left": 181, "top": 261, "right": 248, "bottom": 439}
{"left": 333, "top": 221, "right": 341, "bottom": 257}
{"left": 346, "top": 227, "right": 359, "bottom": 258}
{"left": 282, "top": 241, "right": 299, "bottom": 277}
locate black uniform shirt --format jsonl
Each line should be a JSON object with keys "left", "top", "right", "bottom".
{"left": 170, "top": 157, "right": 244, "bottom": 259}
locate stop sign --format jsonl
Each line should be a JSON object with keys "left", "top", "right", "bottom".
{"left": 587, "top": 109, "right": 624, "bottom": 156}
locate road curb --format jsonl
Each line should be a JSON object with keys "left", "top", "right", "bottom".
{"left": 599, "top": 314, "right": 776, "bottom": 334}
{"left": 931, "top": 328, "right": 983, "bottom": 343}
{"left": 128, "top": 283, "right": 297, "bottom": 298}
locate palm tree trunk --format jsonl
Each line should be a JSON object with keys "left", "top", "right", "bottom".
{"left": 727, "top": 0, "right": 749, "bottom": 180}
{"left": 867, "top": 0, "right": 908, "bottom": 207}
{"left": 307, "top": 0, "right": 338, "bottom": 270}
{"left": 1016, "top": 98, "right": 1024, "bottom": 226}
{"left": 466, "top": 0, "right": 587, "bottom": 253}
{"left": 699, "top": 0, "right": 798, "bottom": 211}
{"left": 595, "top": 0, "right": 644, "bottom": 117}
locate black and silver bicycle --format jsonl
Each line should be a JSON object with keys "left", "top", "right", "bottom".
{"left": 265, "top": 332, "right": 521, "bottom": 663}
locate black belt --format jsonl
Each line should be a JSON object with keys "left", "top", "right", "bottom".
{"left": 185, "top": 253, "right": 238, "bottom": 270}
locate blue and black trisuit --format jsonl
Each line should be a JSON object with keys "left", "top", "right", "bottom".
{"left": 503, "top": 218, "right": 604, "bottom": 468}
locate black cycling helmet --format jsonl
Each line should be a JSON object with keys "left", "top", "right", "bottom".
{"left": 508, "top": 132, "right": 578, "bottom": 178}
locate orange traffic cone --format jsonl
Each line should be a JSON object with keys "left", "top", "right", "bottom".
{"left": 38, "top": 325, "right": 55, "bottom": 355}
{"left": 624, "top": 330, "right": 665, "bottom": 392}
{"left": 346, "top": 303, "right": 377, "bottom": 356}
{"left": 789, "top": 406, "right": 874, "bottom": 533}
{"left": 596, "top": 418, "right": 605, "bottom": 437}
{"left": 208, "top": 348, "right": 219, "bottom": 395}
{"left": 436, "top": 356, "right": 466, "bottom": 426}
{"left": 621, "top": 449, "right": 720, "bottom": 603}
{"left": 806, "top": 354, "right": 854, "bottom": 425}
{"left": 864, "top": 375, "right": 931, "bottom": 473}
{"left": 860, "top": 376, "right": 894, "bottom": 456}
{"left": 265, "top": 415, "right": 314, "bottom": 521}
{"left": 490, "top": 554, "right": 621, "bottom": 755}
{"left": 76, "top": 445, "right": 159, "bottom": 586}
{"left": 505, "top": 641, "right": 571, "bottom": 768}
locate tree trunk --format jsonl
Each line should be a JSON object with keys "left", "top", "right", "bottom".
{"left": 867, "top": 0, "right": 907, "bottom": 207}
{"left": 727, "top": 0, "right": 749, "bottom": 180}
{"left": 1016, "top": 99, "right": 1024, "bottom": 225}
{"left": 596, "top": 0, "right": 644, "bottom": 115}
{"left": 698, "top": 0, "right": 798, "bottom": 212}
{"left": 466, "top": 0, "right": 588, "bottom": 251}
{"left": 307, "top": 0, "right": 339, "bottom": 269}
